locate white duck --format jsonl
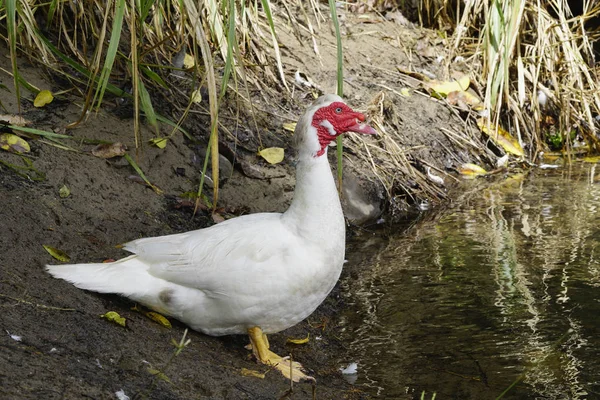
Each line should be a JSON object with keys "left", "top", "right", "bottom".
{"left": 47, "top": 94, "right": 376, "bottom": 381}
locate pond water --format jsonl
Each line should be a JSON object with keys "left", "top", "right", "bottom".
{"left": 341, "top": 166, "right": 600, "bottom": 399}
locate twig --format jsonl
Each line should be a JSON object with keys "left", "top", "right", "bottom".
{"left": 0, "top": 293, "right": 76, "bottom": 311}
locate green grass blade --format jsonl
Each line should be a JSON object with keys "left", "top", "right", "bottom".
{"left": 38, "top": 33, "right": 127, "bottom": 97}
{"left": 138, "top": 78, "right": 159, "bottom": 134}
{"left": 124, "top": 153, "right": 162, "bottom": 194}
{"left": 9, "top": 125, "right": 74, "bottom": 139}
{"left": 140, "top": 65, "right": 169, "bottom": 89}
{"left": 220, "top": 0, "right": 236, "bottom": 98}
{"left": 260, "top": 0, "right": 289, "bottom": 91}
{"left": 328, "top": 0, "right": 344, "bottom": 193}
{"left": 6, "top": 0, "right": 21, "bottom": 113}
{"left": 94, "top": 0, "right": 126, "bottom": 109}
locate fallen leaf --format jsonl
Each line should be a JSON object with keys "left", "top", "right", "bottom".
{"left": 286, "top": 334, "right": 309, "bottom": 345}
{"left": 428, "top": 75, "right": 470, "bottom": 97}
{"left": 145, "top": 311, "right": 172, "bottom": 328}
{"left": 59, "top": 185, "right": 70, "bottom": 198}
{"left": 458, "top": 163, "right": 488, "bottom": 178}
{"left": 183, "top": 53, "right": 195, "bottom": 69}
{"left": 446, "top": 90, "right": 483, "bottom": 110}
{"left": 149, "top": 137, "right": 168, "bottom": 149}
{"left": 190, "top": 89, "right": 202, "bottom": 104}
{"left": 241, "top": 368, "right": 266, "bottom": 379}
{"left": 92, "top": 142, "right": 127, "bottom": 158}
{"left": 477, "top": 119, "right": 524, "bottom": 157}
{"left": 147, "top": 368, "right": 171, "bottom": 383}
{"left": 282, "top": 122, "right": 296, "bottom": 132}
{"left": 212, "top": 212, "right": 225, "bottom": 224}
{"left": 582, "top": 156, "right": 600, "bottom": 163}
{"left": 0, "top": 133, "right": 30, "bottom": 154}
{"left": 101, "top": 311, "right": 126, "bottom": 327}
{"left": 258, "top": 147, "right": 284, "bottom": 164}
{"left": 399, "top": 88, "right": 411, "bottom": 97}
{"left": 34, "top": 90, "right": 54, "bottom": 107}
{"left": 0, "top": 114, "right": 31, "bottom": 126}
{"left": 43, "top": 245, "right": 70, "bottom": 262}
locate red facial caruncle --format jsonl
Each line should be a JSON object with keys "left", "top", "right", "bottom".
{"left": 311, "top": 102, "right": 377, "bottom": 157}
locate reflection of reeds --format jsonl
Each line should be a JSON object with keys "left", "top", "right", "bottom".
{"left": 344, "top": 168, "right": 598, "bottom": 397}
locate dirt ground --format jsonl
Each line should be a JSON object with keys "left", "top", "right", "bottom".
{"left": 0, "top": 6, "right": 485, "bottom": 400}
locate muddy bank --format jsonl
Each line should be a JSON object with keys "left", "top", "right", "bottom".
{"left": 1, "top": 8, "right": 490, "bottom": 400}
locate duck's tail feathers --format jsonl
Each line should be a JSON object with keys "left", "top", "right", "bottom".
{"left": 46, "top": 255, "right": 159, "bottom": 297}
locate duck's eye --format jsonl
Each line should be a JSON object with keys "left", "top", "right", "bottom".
{"left": 335, "top": 107, "right": 342, "bottom": 114}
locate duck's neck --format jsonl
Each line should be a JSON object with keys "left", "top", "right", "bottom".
{"left": 283, "top": 152, "right": 345, "bottom": 240}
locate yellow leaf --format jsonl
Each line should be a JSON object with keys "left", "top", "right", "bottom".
{"left": 399, "top": 88, "right": 411, "bottom": 97}
{"left": 0, "top": 133, "right": 30, "bottom": 154}
{"left": 477, "top": 119, "right": 524, "bottom": 157}
{"left": 241, "top": 368, "right": 266, "bottom": 379}
{"left": 447, "top": 90, "right": 482, "bottom": 110}
{"left": 582, "top": 156, "right": 600, "bottom": 163}
{"left": 183, "top": 53, "right": 195, "bottom": 69}
{"left": 59, "top": 185, "right": 70, "bottom": 198}
{"left": 282, "top": 122, "right": 296, "bottom": 132}
{"left": 101, "top": 311, "right": 126, "bottom": 327}
{"left": 34, "top": 90, "right": 54, "bottom": 107}
{"left": 145, "top": 311, "right": 172, "bottom": 328}
{"left": 286, "top": 334, "right": 309, "bottom": 345}
{"left": 258, "top": 147, "right": 284, "bottom": 164}
{"left": 149, "top": 137, "right": 168, "bottom": 149}
{"left": 458, "top": 163, "right": 488, "bottom": 178}
{"left": 43, "top": 245, "right": 70, "bottom": 262}
{"left": 190, "top": 89, "right": 202, "bottom": 104}
{"left": 428, "top": 75, "right": 470, "bottom": 97}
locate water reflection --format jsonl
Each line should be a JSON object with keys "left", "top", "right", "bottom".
{"left": 341, "top": 167, "right": 600, "bottom": 399}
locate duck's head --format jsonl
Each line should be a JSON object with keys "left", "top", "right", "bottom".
{"left": 295, "top": 94, "right": 377, "bottom": 159}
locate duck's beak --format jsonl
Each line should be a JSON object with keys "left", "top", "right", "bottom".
{"left": 348, "top": 113, "right": 377, "bottom": 135}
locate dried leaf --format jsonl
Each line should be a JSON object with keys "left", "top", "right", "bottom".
{"left": 183, "top": 53, "right": 195, "bottom": 69}
{"left": 477, "top": 119, "right": 524, "bottom": 157}
{"left": 92, "top": 142, "right": 127, "bottom": 158}
{"left": 0, "top": 133, "right": 30, "bottom": 154}
{"left": 286, "top": 334, "right": 309, "bottom": 345}
{"left": 282, "top": 122, "right": 296, "bottom": 132}
{"left": 258, "top": 147, "right": 284, "bottom": 164}
{"left": 43, "top": 245, "right": 70, "bottom": 262}
{"left": 145, "top": 311, "right": 171, "bottom": 328}
{"left": 101, "top": 311, "right": 126, "bottom": 327}
{"left": 241, "top": 368, "right": 266, "bottom": 379}
{"left": 458, "top": 163, "right": 488, "bottom": 178}
{"left": 149, "top": 137, "right": 168, "bottom": 149}
{"left": 34, "top": 90, "right": 54, "bottom": 107}
{"left": 0, "top": 114, "right": 31, "bottom": 126}
{"left": 428, "top": 75, "right": 470, "bottom": 97}
{"left": 212, "top": 212, "right": 225, "bottom": 224}
{"left": 59, "top": 185, "right": 70, "bottom": 198}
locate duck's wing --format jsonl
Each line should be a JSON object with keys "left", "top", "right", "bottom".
{"left": 123, "top": 212, "right": 308, "bottom": 294}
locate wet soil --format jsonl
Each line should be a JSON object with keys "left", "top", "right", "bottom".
{"left": 1, "top": 7, "right": 483, "bottom": 400}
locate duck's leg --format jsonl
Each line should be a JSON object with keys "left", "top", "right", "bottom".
{"left": 247, "top": 326, "right": 314, "bottom": 382}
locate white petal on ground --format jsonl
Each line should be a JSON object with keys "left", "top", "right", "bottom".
{"left": 340, "top": 362, "right": 358, "bottom": 375}
{"left": 115, "top": 389, "right": 130, "bottom": 400}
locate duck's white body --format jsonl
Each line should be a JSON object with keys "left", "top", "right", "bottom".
{"left": 47, "top": 94, "right": 375, "bottom": 338}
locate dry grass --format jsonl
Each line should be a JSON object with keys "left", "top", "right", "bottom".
{"left": 1, "top": 0, "right": 600, "bottom": 212}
